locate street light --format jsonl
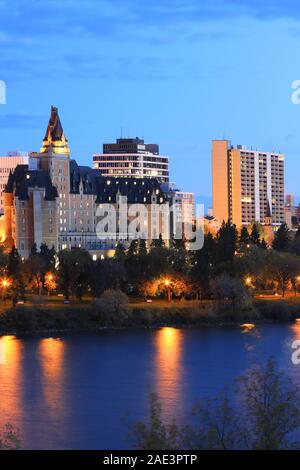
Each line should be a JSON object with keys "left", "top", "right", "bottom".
{"left": 1, "top": 278, "right": 11, "bottom": 288}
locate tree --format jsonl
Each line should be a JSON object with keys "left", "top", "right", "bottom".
{"left": 132, "top": 392, "right": 180, "bottom": 450}
{"left": 95, "top": 289, "right": 131, "bottom": 326}
{"left": 169, "top": 236, "right": 188, "bottom": 276}
{"left": 7, "top": 246, "right": 25, "bottom": 306}
{"left": 188, "top": 389, "right": 238, "bottom": 450}
{"left": 91, "top": 257, "right": 127, "bottom": 297}
{"left": 150, "top": 233, "right": 165, "bottom": 249}
{"left": 265, "top": 251, "right": 299, "bottom": 297}
{"left": 239, "top": 226, "right": 250, "bottom": 245}
{"left": 57, "top": 248, "right": 93, "bottom": 300}
{"left": 210, "top": 274, "right": 251, "bottom": 311}
{"left": 132, "top": 360, "right": 300, "bottom": 450}
{"left": 190, "top": 244, "right": 210, "bottom": 299}
{"left": 272, "top": 223, "right": 290, "bottom": 251}
{"left": 114, "top": 242, "right": 126, "bottom": 262}
{"left": 0, "top": 424, "right": 20, "bottom": 450}
{"left": 260, "top": 238, "right": 268, "bottom": 250}
{"left": 141, "top": 274, "right": 191, "bottom": 299}
{"left": 250, "top": 222, "right": 260, "bottom": 245}
{"left": 238, "top": 359, "right": 300, "bottom": 449}
{"left": 215, "top": 221, "right": 237, "bottom": 264}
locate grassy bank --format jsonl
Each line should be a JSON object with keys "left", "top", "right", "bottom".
{"left": 0, "top": 296, "right": 299, "bottom": 334}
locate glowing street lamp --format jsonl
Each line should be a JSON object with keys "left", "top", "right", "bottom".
{"left": 1, "top": 278, "right": 11, "bottom": 288}
{"left": 45, "top": 272, "right": 57, "bottom": 296}
{"left": 245, "top": 276, "right": 252, "bottom": 286}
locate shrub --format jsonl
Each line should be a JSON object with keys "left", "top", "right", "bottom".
{"left": 0, "top": 424, "right": 20, "bottom": 450}
{"left": 95, "top": 289, "right": 131, "bottom": 326}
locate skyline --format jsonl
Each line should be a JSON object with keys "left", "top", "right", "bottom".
{"left": 1, "top": 1, "right": 300, "bottom": 205}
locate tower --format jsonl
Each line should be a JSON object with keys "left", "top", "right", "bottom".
{"left": 31, "top": 106, "right": 71, "bottom": 247}
{"left": 264, "top": 200, "right": 274, "bottom": 246}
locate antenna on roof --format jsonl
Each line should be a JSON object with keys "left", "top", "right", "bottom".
{"left": 120, "top": 127, "right": 123, "bottom": 138}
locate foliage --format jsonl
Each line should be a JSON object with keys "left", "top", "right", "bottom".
{"left": 0, "top": 424, "right": 20, "bottom": 450}
{"left": 210, "top": 274, "right": 250, "bottom": 308}
{"left": 272, "top": 223, "right": 290, "bottom": 251}
{"left": 95, "top": 289, "right": 131, "bottom": 326}
{"left": 57, "top": 248, "right": 93, "bottom": 300}
{"left": 132, "top": 392, "right": 181, "bottom": 450}
{"left": 132, "top": 360, "right": 300, "bottom": 450}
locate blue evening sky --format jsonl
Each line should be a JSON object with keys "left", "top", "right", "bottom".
{"left": 1, "top": 0, "right": 300, "bottom": 207}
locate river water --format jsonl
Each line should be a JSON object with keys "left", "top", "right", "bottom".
{"left": 0, "top": 324, "right": 299, "bottom": 449}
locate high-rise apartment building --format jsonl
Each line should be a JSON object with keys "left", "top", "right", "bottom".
{"left": 212, "top": 140, "right": 284, "bottom": 228}
{"left": 93, "top": 137, "right": 169, "bottom": 183}
{"left": 0, "top": 152, "right": 29, "bottom": 214}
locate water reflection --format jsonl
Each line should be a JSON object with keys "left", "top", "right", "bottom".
{"left": 290, "top": 321, "right": 300, "bottom": 340}
{"left": 0, "top": 336, "right": 23, "bottom": 424}
{"left": 154, "top": 327, "right": 183, "bottom": 419}
{"left": 38, "top": 338, "right": 65, "bottom": 413}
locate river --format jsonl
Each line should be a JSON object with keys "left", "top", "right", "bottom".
{"left": 0, "top": 323, "right": 299, "bottom": 449}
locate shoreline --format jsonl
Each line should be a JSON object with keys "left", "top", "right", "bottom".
{"left": 0, "top": 317, "right": 295, "bottom": 337}
{"left": 0, "top": 297, "right": 298, "bottom": 336}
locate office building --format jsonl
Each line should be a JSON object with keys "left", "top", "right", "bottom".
{"left": 93, "top": 137, "right": 169, "bottom": 183}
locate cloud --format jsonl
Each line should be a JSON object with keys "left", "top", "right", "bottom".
{"left": 2, "top": 0, "right": 299, "bottom": 46}
{"left": 0, "top": 0, "right": 298, "bottom": 84}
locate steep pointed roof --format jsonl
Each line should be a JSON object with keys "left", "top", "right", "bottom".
{"left": 265, "top": 199, "right": 272, "bottom": 218}
{"left": 41, "top": 106, "right": 70, "bottom": 155}
{"left": 44, "top": 106, "right": 66, "bottom": 142}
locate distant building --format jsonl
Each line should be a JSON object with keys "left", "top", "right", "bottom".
{"left": 93, "top": 137, "right": 169, "bottom": 183}
{"left": 284, "top": 194, "right": 297, "bottom": 229}
{"left": 212, "top": 140, "right": 285, "bottom": 229}
{"left": 202, "top": 215, "right": 221, "bottom": 235}
{"left": 161, "top": 183, "right": 195, "bottom": 239}
{"left": 285, "top": 193, "right": 295, "bottom": 211}
{"left": 0, "top": 152, "right": 29, "bottom": 214}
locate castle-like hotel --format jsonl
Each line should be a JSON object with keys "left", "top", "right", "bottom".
{"left": 3, "top": 107, "right": 193, "bottom": 258}
{"left": 3, "top": 107, "right": 168, "bottom": 257}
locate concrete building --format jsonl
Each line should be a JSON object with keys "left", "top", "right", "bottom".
{"left": 0, "top": 152, "right": 29, "bottom": 214}
{"left": 4, "top": 107, "right": 167, "bottom": 257}
{"left": 212, "top": 140, "right": 285, "bottom": 228}
{"left": 161, "top": 183, "right": 195, "bottom": 239}
{"left": 93, "top": 137, "right": 169, "bottom": 183}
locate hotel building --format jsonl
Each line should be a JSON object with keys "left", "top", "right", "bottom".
{"left": 212, "top": 140, "right": 285, "bottom": 228}
{"left": 93, "top": 137, "right": 169, "bottom": 183}
{"left": 4, "top": 107, "right": 167, "bottom": 257}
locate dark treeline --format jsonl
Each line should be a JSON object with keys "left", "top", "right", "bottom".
{"left": 1, "top": 221, "right": 300, "bottom": 306}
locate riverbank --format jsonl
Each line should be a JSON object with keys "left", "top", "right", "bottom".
{"left": 0, "top": 297, "right": 299, "bottom": 334}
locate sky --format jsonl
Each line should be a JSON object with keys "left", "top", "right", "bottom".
{"left": 1, "top": 0, "right": 300, "bottom": 208}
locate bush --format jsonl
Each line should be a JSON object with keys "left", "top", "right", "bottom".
{"left": 0, "top": 424, "right": 20, "bottom": 449}
{"left": 95, "top": 289, "right": 131, "bottom": 326}
{"left": 254, "top": 300, "right": 293, "bottom": 321}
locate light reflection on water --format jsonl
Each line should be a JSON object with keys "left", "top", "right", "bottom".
{"left": 0, "top": 324, "right": 299, "bottom": 449}
{"left": 38, "top": 338, "right": 65, "bottom": 412}
{"left": 154, "top": 328, "right": 183, "bottom": 419}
